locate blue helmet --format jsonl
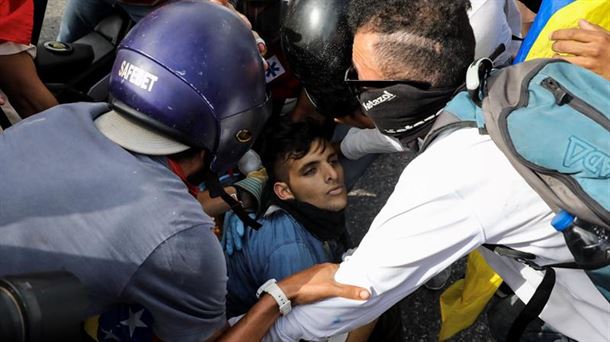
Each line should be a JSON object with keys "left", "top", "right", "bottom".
{"left": 101, "top": 0, "right": 271, "bottom": 172}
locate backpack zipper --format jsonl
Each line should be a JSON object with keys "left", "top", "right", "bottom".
{"left": 541, "top": 77, "right": 610, "bottom": 131}
{"left": 497, "top": 75, "right": 610, "bottom": 225}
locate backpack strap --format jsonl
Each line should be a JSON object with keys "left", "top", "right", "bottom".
{"left": 420, "top": 92, "right": 484, "bottom": 152}
{"left": 484, "top": 244, "right": 544, "bottom": 270}
{"left": 483, "top": 243, "right": 556, "bottom": 340}
{"left": 507, "top": 267, "right": 556, "bottom": 341}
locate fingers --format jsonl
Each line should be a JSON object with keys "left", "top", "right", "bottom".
{"left": 210, "top": 0, "right": 252, "bottom": 29}
{"left": 550, "top": 27, "right": 597, "bottom": 43}
{"left": 253, "top": 31, "right": 267, "bottom": 56}
{"left": 550, "top": 19, "right": 608, "bottom": 44}
{"left": 579, "top": 19, "right": 604, "bottom": 32}
{"left": 280, "top": 263, "right": 371, "bottom": 305}
{"left": 330, "top": 282, "right": 371, "bottom": 301}
{"left": 552, "top": 40, "right": 594, "bottom": 57}
{"left": 253, "top": 31, "right": 268, "bottom": 70}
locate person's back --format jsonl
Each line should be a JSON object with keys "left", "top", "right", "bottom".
{"left": 0, "top": 1, "right": 274, "bottom": 340}
{"left": 0, "top": 102, "right": 228, "bottom": 337}
{"left": 381, "top": 125, "right": 609, "bottom": 339}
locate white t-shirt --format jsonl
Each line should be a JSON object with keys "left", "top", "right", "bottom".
{"left": 265, "top": 128, "right": 610, "bottom": 342}
{"left": 469, "top": 0, "right": 521, "bottom": 64}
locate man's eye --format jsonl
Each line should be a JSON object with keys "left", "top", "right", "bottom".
{"left": 329, "top": 158, "right": 339, "bottom": 165}
{"left": 303, "top": 168, "right": 316, "bottom": 176}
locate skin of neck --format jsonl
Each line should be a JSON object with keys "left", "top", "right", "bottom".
{"left": 175, "top": 150, "right": 206, "bottom": 178}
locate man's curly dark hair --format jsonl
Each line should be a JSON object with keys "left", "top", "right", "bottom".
{"left": 347, "top": 0, "right": 475, "bottom": 87}
{"left": 260, "top": 116, "right": 329, "bottom": 184}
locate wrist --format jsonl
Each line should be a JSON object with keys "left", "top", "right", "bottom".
{"left": 257, "top": 279, "right": 292, "bottom": 315}
{"left": 276, "top": 279, "right": 297, "bottom": 301}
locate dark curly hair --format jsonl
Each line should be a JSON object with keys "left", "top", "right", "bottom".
{"left": 347, "top": 0, "right": 475, "bottom": 87}
{"left": 260, "top": 116, "right": 329, "bottom": 184}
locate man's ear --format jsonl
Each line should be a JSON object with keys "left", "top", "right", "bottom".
{"left": 273, "top": 181, "right": 295, "bottom": 201}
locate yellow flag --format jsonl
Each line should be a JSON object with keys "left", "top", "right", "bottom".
{"left": 438, "top": 251, "right": 503, "bottom": 340}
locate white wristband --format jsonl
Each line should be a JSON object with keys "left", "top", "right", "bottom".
{"left": 256, "top": 278, "right": 291, "bottom": 315}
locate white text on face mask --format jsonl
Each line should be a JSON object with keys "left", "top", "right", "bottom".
{"left": 362, "top": 90, "right": 397, "bottom": 111}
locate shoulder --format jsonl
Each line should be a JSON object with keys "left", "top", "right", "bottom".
{"left": 245, "top": 209, "right": 314, "bottom": 257}
{"left": 407, "top": 127, "right": 530, "bottom": 201}
{"left": 250, "top": 209, "right": 304, "bottom": 241}
{"left": 408, "top": 128, "right": 495, "bottom": 186}
{"left": 9, "top": 102, "right": 110, "bottom": 134}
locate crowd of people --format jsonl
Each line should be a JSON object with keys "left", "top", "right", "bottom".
{"left": 0, "top": 0, "right": 609, "bottom": 341}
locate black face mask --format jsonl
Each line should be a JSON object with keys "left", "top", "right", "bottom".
{"left": 358, "top": 83, "right": 457, "bottom": 141}
{"left": 271, "top": 198, "right": 348, "bottom": 244}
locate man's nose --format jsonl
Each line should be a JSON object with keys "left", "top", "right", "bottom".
{"left": 323, "top": 163, "right": 338, "bottom": 183}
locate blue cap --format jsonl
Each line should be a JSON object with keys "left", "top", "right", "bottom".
{"left": 551, "top": 210, "right": 575, "bottom": 231}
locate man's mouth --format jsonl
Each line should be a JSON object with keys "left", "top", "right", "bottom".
{"left": 327, "top": 185, "right": 345, "bottom": 196}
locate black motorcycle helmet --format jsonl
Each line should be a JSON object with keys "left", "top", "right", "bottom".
{"left": 280, "top": 0, "right": 358, "bottom": 118}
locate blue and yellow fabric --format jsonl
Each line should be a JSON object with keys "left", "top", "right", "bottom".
{"left": 515, "top": 0, "right": 610, "bottom": 63}
{"left": 84, "top": 304, "right": 155, "bottom": 341}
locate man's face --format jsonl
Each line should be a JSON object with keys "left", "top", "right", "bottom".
{"left": 352, "top": 30, "right": 385, "bottom": 80}
{"left": 279, "top": 139, "right": 347, "bottom": 212}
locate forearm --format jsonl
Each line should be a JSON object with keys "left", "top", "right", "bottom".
{"left": 216, "top": 294, "right": 280, "bottom": 342}
{"left": 340, "top": 128, "right": 404, "bottom": 160}
{"left": 0, "top": 51, "right": 58, "bottom": 118}
{"left": 346, "top": 319, "right": 378, "bottom": 342}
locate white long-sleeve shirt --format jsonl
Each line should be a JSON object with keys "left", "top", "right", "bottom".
{"left": 264, "top": 128, "right": 610, "bottom": 342}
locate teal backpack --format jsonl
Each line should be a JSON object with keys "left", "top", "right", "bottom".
{"left": 422, "top": 58, "right": 610, "bottom": 339}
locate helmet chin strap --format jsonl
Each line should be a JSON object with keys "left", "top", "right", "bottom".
{"left": 202, "top": 155, "right": 262, "bottom": 230}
